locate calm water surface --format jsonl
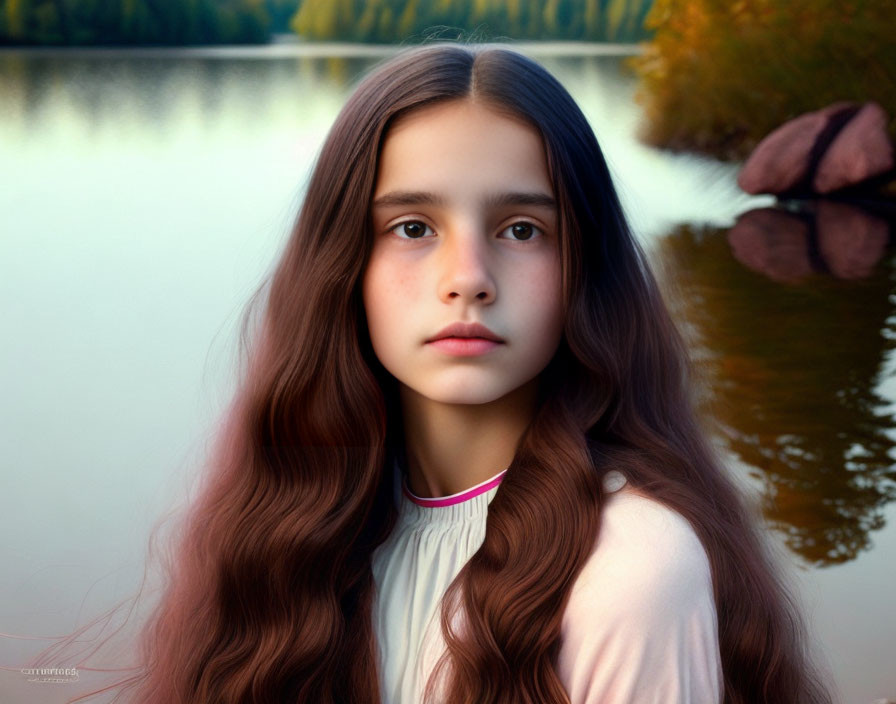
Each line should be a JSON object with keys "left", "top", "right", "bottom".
{"left": 1, "top": 43, "right": 893, "bottom": 703}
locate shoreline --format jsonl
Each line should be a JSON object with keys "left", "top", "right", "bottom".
{"left": 0, "top": 40, "right": 643, "bottom": 59}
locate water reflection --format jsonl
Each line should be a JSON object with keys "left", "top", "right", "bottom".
{"left": 0, "top": 53, "right": 377, "bottom": 131}
{"left": 728, "top": 200, "right": 894, "bottom": 281}
{"left": 659, "top": 205, "right": 896, "bottom": 566}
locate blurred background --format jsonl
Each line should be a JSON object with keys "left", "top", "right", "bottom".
{"left": 1, "top": 1, "right": 895, "bottom": 702}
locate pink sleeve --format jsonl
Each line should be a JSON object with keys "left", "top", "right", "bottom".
{"left": 556, "top": 491, "right": 724, "bottom": 704}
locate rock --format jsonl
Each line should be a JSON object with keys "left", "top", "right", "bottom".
{"left": 737, "top": 101, "right": 896, "bottom": 197}
{"left": 737, "top": 102, "right": 857, "bottom": 195}
{"left": 813, "top": 102, "right": 895, "bottom": 193}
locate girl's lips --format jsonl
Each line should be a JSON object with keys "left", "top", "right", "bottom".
{"left": 426, "top": 337, "right": 502, "bottom": 356}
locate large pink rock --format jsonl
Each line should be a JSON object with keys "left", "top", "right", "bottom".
{"left": 737, "top": 102, "right": 856, "bottom": 195}
{"left": 813, "top": 102, "right": 895, "bottom": 193}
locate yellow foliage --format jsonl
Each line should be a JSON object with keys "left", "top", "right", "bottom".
{"left": 5, "top": 0, "right": 25, "bottom": 38}
{"left": 398, "top": 0, "right": 419, "bottom": 37}
{"left": 606, "top": 0, "right": 627, "bottom": 41}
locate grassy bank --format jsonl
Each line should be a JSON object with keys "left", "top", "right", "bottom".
{"left": 631, "top": 0, "right": 896, "bottom": 161}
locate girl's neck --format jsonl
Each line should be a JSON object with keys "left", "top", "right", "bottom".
{"left": 399, "top": 377, "right": 538, "bottom": 498}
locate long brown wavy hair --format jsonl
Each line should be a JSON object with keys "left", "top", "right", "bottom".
{"left": 57, "top": 42, "right": 832, "bottom": 703}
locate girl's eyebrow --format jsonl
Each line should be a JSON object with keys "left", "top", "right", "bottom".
{"left": 372, "top": 190, "right": 557, "bottom": 210}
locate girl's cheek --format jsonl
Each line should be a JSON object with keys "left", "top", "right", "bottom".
{"left": 392, "top": 263, "right": 424, "bottom": 295}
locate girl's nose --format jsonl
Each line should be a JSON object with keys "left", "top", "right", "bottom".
{"left": 436, "top": 227, "right": 497, "bottom": 304}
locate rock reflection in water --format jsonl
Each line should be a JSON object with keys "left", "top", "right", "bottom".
{"left": 727, "top": 200, "right": 893, "bottom": 282}
{"left": 657, "top": 203, "right": 896, "bottom": 566}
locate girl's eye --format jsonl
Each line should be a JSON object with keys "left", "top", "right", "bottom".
{"left": 501, "top": 221, "right": 542, "bottom": 241}
{"left": 387, "top": 220, "right": 543, "bottom": 240}
{"left": 389, "top": 221, "right": 433, "bottom": 239}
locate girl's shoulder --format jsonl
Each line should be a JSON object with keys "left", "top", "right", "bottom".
{"left": 576, "top": 479, "right": 714, "bottom": 611}
{"left": 556, "top": 476, "right": 723, "bottom": 703}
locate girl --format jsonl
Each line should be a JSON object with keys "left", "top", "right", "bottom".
{"left": 63, "top": 42, "right": 830, "bottom": 703}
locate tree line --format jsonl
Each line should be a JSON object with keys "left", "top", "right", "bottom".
{"left": 0, "top": 0, "right": 653, "bottom": 46}
{"left": 0, "top": 0, "right": 271, "bottom": 45}
{"left": 291, "top": 0, "right": 653, "bottom": 43}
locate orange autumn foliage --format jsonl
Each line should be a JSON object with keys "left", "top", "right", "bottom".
{"left": 631, "top": 0, "right": 896, "bottom": 160}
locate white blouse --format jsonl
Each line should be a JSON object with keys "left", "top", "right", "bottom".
{"left": 370, "top": 461, "right": 723, "bottom": 704}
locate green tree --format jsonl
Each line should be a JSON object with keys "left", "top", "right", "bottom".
{"left": 0, "top": 0, "right": 272, "bottom": 45}
{"left": 265, "top": 0, "right": 298, "bottom": 32}
{"left": 32, "top": 0, "right": 63, "bottom": 42}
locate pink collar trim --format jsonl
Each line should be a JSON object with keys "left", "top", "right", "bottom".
{"left": 402, "top": 469, "right": 508, "bottom": 507}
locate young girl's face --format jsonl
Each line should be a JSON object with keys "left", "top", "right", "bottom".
{"left": 363, "top": 98, "right": 564, "bottom": 406}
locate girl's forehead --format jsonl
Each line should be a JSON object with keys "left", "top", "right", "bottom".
{"left": 388, "top": 96, "right": 529, "bottom": 131}
{"left": 374, "top": 99, "right": 553, "bottom": 201}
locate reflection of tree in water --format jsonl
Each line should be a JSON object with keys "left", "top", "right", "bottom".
{"left": 655, "top": 223, "right": 896, "bottom": 566}
{"left": 0, "top": 53, "right": 377, "bottom": 131}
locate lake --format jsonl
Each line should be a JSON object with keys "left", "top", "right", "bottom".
{"left": 0, "top": 41, "right": 893, "bottom": 703}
